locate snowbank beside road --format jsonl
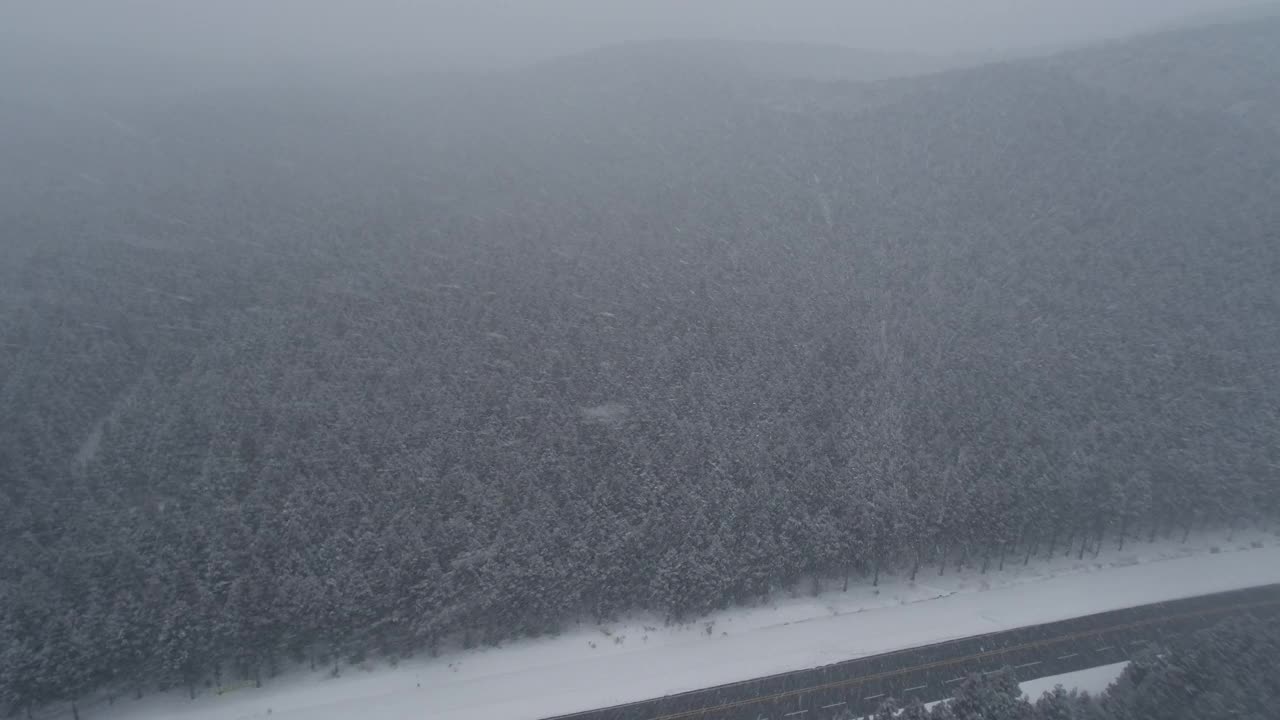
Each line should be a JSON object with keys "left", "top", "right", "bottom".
{"left": 906, "top": 662, "right": 1130, "bottom": 718}
{"left": 1020, "top": 661, "right": 1129, "bottom": 701}
{"left": 64, "top": 528, "right": 1280, "bottom": 720}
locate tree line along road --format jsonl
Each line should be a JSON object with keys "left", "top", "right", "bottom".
{"left": 540, "top": 584, "right": 1280, "bottom": 720}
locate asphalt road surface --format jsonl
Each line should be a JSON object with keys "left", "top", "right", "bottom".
{"left": 541, "top": 583, "right": 1280, "bottom": 720}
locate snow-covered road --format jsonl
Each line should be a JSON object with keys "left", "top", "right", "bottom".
{"left": 70, "top": 529, "right": 1280, "bottom": 720}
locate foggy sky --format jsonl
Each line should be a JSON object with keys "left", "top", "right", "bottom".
{"left": 3, "top": 0, "right": 1266, "bottom": 69}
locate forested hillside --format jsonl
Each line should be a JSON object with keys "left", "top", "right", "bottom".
{"left": 3, "top": 16, "right": 1280, "bottom": 716}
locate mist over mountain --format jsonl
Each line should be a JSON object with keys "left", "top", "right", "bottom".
{"left": 2, "top": 10, "right": 1279, "bottom": 716}
{"left": 1049, "top": 11, "right": 1280, "bottom": 133}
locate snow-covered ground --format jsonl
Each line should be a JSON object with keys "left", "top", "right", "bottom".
{"left": 1020, "top": 661, "right": 1129, "bottom": 701}
{"left": 62, "top": 527, "right": 1279, "bottom": 720}
{"left": 900, "top": 662, "right": 1130, "bottom": 718}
